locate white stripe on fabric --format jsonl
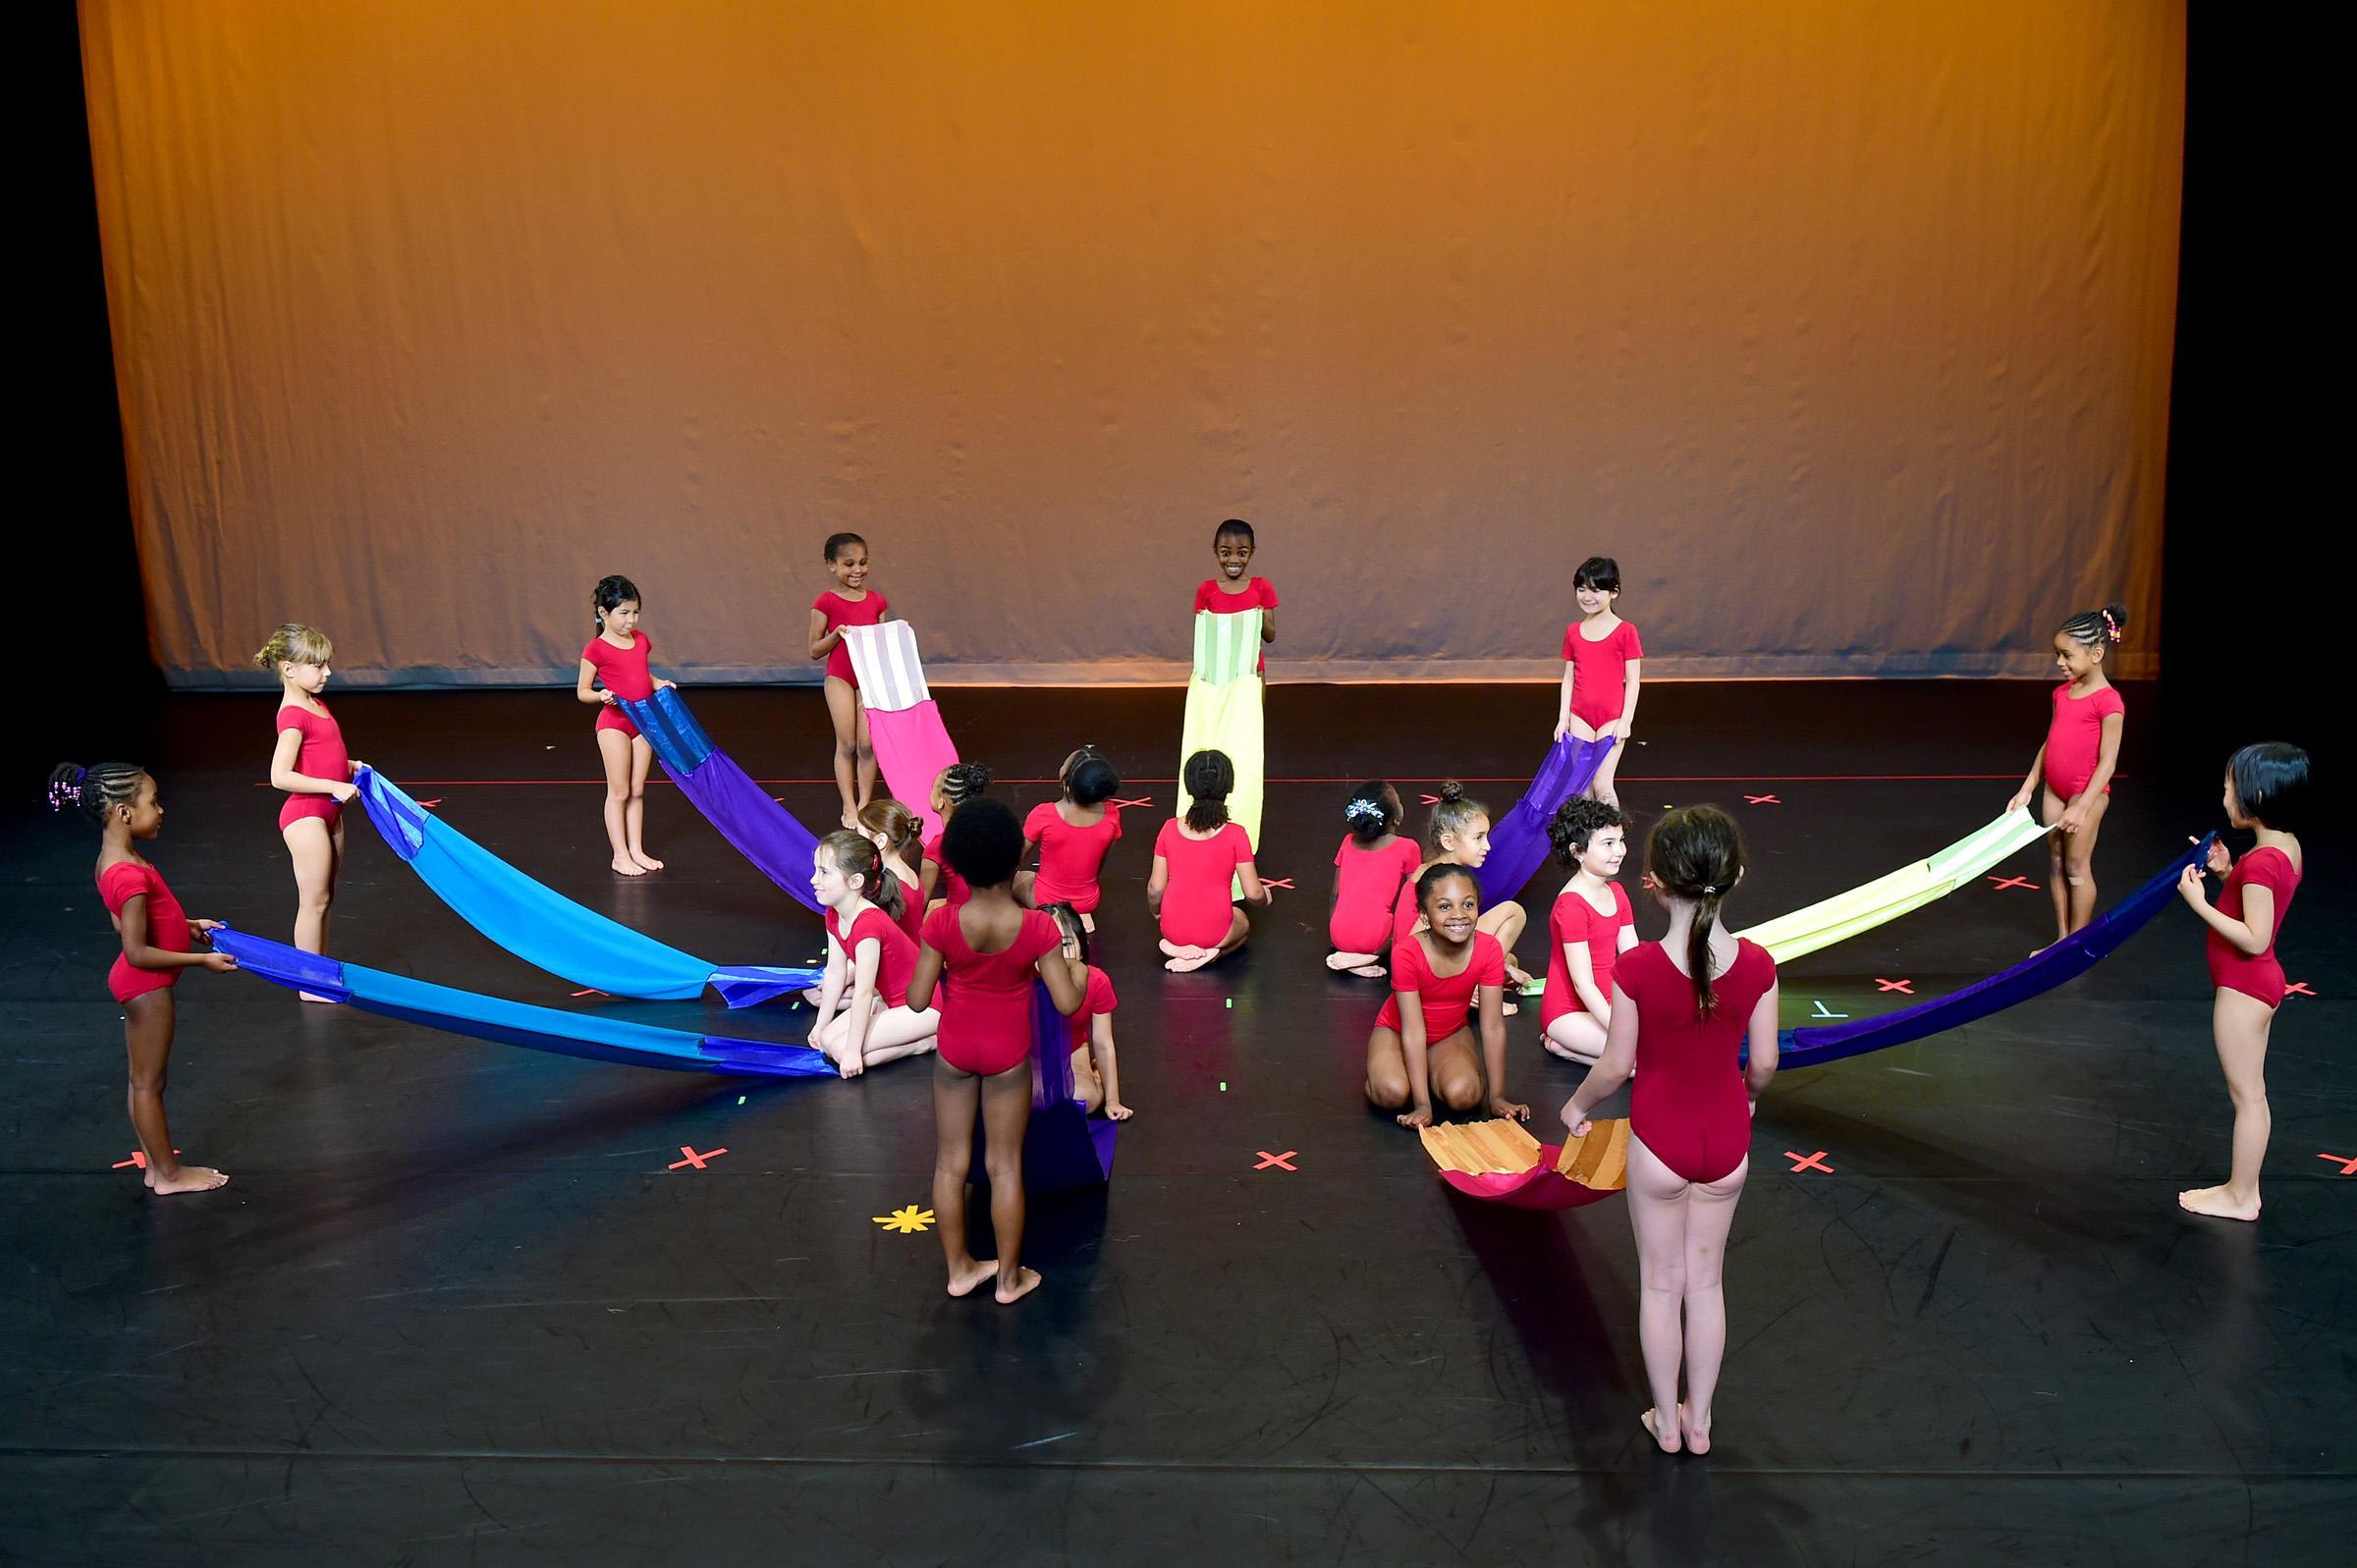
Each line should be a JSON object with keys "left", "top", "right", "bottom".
{"left": 842, "top": 622, "right": 931, "bottom": 713}
{"left": 1192, "top": 609, "right": 1262, "bottom": 685}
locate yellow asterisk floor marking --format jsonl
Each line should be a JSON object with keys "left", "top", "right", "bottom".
{"left": 874, "top": 1204, "right": 935, "bottom": 1234}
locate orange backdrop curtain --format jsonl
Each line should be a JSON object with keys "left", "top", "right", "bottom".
{"left": 81, "top": 1, "right": 2181, "bottom": 686}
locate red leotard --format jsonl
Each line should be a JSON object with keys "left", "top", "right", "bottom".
{"left": 275, "top": 702, "right": 351, "bottom": 831}
{"left": 1068, "top": 965, "right": 1117, "bottom": 1053}
{"left": 98, "top": 860, "right": 190, "bottom": 1003}
{"left": 1375, "top": 931, "right": 1507, "bottom": 1039}
{"left": 1541, "top": 882, "right": 1635, "bottom": 1029}
{"left": 922, "top": 832, "right": 971, "bottom": 908}
{"left": 2207, "top": 845, "right": 2301, "bottom": 1008}
{"left": 922, "top": 904, "right": 1061, "bottom": 1076}
{"left": 1025, "top": 800, "right": 1123, "bottom": 914}
{"left": 2041, "top": 681, "right": 2124, "bottom": 799}
{"left": 813, "top": 590, "right": 890, "bottom": 687}
{"left": 1331, "top": 835, "right": 1422, "bottom": 954}
{"left": 1619, "top": 939, "right": 1776, "bottom": 1183}
{"left": 889, "top": 868, "right": 928, "bottom": 947}
{"left": 1154, "top": 819, "right": 1255, "bottom": 947}
{"left": 1562, "top": 619, "right": 1644, "bottom": 730}
{"left": 1194, "top": 576, "right": 1278, "bottom": 672}
{"left": 825, "top": 903, "right": 919, "bottom": 1010}
{"left": 583, "top": 632, "right": 655, "bottom": 740}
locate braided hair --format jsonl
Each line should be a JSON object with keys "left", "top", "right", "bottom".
{"left": 2057, "top": 602, "right": 2128, "bottom": 651}
{"left": 47, "top": 761, "right": 145, "bottom": 827}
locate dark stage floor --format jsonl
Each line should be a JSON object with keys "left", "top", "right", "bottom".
{"left": 3, "top": 680, "right": 2349, "bottom": 1565}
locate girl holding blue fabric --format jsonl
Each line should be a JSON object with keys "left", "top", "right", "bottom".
{"left": 258, "top": 622, "right": 362, "bottom": 999}
{"left": 576, "top": 575, "right": 675, "bottom": 878}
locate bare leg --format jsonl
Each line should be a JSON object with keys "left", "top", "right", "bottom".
{"left": 2058, "top": 791, "right": 2109, "bottom": 937}
{"left": 1672, "top": 1153, "right": 1745, "bottom": 1451}
{"left": 1014, "top": 870, "right": 1037, "bottom": 905}
{"left": 1545, "top": 1012, "right": 1609, "bottom": 1063}
{"left": 597, "top": 729, "right": 645, "bottom": 876}
{"left": 1478, "top": 900, "right": 1531, "bottom": 993}
{"left": 1427, "top": 1030, "right": 1485, "bottom": 1113}
{"left": 1166, "top": 909, "right": 1248, "bottom": 972}
{"left": 1364, "top": 1026, "right": 1411, "bottom": 1111}
{"left": 1069, "top": 1048, "right": 1103, "bottom": 1114}
{"left": 852, "top": 1006, "right": 941, "bottom": 1071}
{"left": 1588, "top": 739, "right": 1626, "bottom": 810}
{"left": 124, "top": 992, "right": 225, "bottom": 1194}
{"left": 824, "top": 676, "right": 862, "bottom": 828}
{"left": 979, "top": 1062, "right": 1040, "bottom": 1303}
{"left": 930, "top": 1060, "right": 996, "bottom": 1296}
{"left": 2180, "top": 989, "right": 2274, "bottom": 1221}
{"left": 625, "top": 736, "right": 662, "bottom": 870}
{"left": 283, "top": 816, "right": 342, "bottom": 1000}
{"left": 1625, "top": 1135, "right": 1698, "bottom": 1452}
{"left": 853, "top": 701, "right": 877, "bottom": 816}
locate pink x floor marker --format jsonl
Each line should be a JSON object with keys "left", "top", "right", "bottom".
{"left": 1254, "top": 1150, "right": 1297, "bottom": 1171}
{"left": 668, "top": 1146, "right": 728, "bottom": 1169}
{"left": 1784, "top": 1150, "right": 1834, "bottom": 1173}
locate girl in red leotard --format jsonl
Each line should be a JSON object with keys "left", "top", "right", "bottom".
{"left": 1019, "top": 747, "right": 1124, "bottom": 931}
{"left": 906, "top": 799, "right": 1087, "bottom": 1306}
{"left": 1327, "top": 780, "right": 1418, "bottom": 980}
{"left": 1149, "top": 749, "right": 1273, "bottom": 972}
{"left": 1043, "top": 903, "right": 1132, "bottom": 1120}
{"left": 806, "top": 832, "right": 939, "bottom": 1078}
{"left": 1554, "top": 556, "right": 1643, "bottom": 809}
{"left": 921, "top": 763, "right": 994, "bottom": 910}
{"left": 1364, "top": 864, "right": 1528, "bottom": 1128}
{"left": 576, "top": 575, "right": 676, "bottom": 878}
{"left": 807, "top": 532, "right": 890, "bottom": 829}
{"left": 257, "top": 622, "right": 362, "bottom": 998}
{"left": 50, "top": 761, "right": 238, "bottom": 1195}
{"left": 2006, "top": 602, "right": 2128, "bottom": 944}
{"left": 1562, "top": 806, "right": 1780, "bottom": 1457}
{"left": 1390, "top": 783, "right": 1533, "bottom": 1000}
{"left": 1540, "top": 797, "right": 1637, "bottom": 1064}
{"left": 859, "top": 799, "right": 930, "bottom": 950}
{"left": 2175, "top": 743, "right": 2310, "bottom": 1223}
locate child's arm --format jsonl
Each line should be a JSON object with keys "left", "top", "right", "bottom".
{"left": 1615, "top": 660, "right": 1643, "bottom": 738}
{"left": 1035, "top": 946, "right": 1087, "bottom": 1014}
{"left": 576, "top": 657, "right": 613, "bottom": 709}
{"left": 905, "top": 944, "right": 943, "bottom": 1014}
{"left": 117, "top": 895, "right": 236, "bottom": 974}
{"left": 2007, "top": 743, "right": 2047, "bottom": 813}
{"left": 1562, "top": 982, "right": 1638, "bottom": 1133}
{"left": 1259, "top": 598, "right": 1277, "bottom": 643}
{"left": 1567, "top": 942, "right": 1612, "bottom": 1027}
{"left": 920, "top": 856, "right": 941, "bottom": 906}
{"left": 2178, "top": 866, "right": 2276, "bottom": 955}
{"left": 1146, "top": 852, "right": 1169, "bottom": 916}
{"left": 1089, "top": 1015, "right": 1130, "bottom": 1119}
{"left": 1554, "top": 662, "right": 1579, "bottom": 740}
{"left": 807, "top": 607, "right": 839, "bottom": 664}
{"left": 1396, "top": 997, "right": 1434, "bottom": 1129}
{"left": 270, "top": 726, "right": 357, "bottom": 801}
{"left": 836, "top": 937, "right": 882, "bottom": 1074}
{"left": 2058, "top": 711, "right": 2125, "bottom": 834}
{"left": 1236, "top": 859, "right": 1272, "bottom": 908}
{"left": 1478, "top": 984, "right": 1526, "bottom": 1120}
{"left": 809, "top": 933, "right": 848, "bottom": 1038}
{"left": 1742, "top": 980, "right": 1780, "bottom": 1102}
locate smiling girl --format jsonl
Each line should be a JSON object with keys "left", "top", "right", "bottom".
{"left": 1541, "top": 798, "right": 1638, "bottom": 1064}
{"left": 2006, "top": 603, "right": 2128, "bottom": 943}
{"left": 1555, "top": 556, "right": 1642, "bottom": 809}
{"left": 1365, "top": 864, "right": 1526, "bottom": 1129}
{"left": 809, "top": 533, "right": 890, "bottom": 829}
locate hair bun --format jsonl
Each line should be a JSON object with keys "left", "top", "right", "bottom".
{"left": 1436, "top": 780, "right": 1465, "bottom": 803}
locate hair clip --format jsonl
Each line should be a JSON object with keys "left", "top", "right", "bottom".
{"left": 47, "top": 768, "right": 87, "bottom": 812}
{"left": 1702, "top": 884, "right": 1718, "bottom": 894}
{"left": 2100, "top": 610, "right": 2120, "bottom": 643}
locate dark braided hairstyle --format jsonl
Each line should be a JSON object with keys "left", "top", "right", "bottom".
{"left": 1644, "top": 805, "right": 1746, "bottom": 1018}
{"left": 1549, "top": 797, "right": 1630, "bottom": 867}
{"left": 1182, "top": 749, "right": 1233, "bottom": 832}
{"left": 2057, "top": 602, "right": 2128, "bottom": 652}
{"left": 1063, "top": 748, "right": 1122, "bottom": 807}
{"left": 936, "top": 762, "right": 993, "bottom": 813}
{"left": 819, "top": 829, "right": 905, "bottom": 922}
{"left": 47, "top": 761, "right": 145, "bottom": 826}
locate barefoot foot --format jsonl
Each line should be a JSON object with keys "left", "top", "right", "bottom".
{"left": 297, "top": 991, "right": 341, "bottom": 1004}
{"left": 630, "top": 853, "right": 665, "bottom": 872}
{"left": 946, "top": 1258, "right": 998, "bottom": 1297}
{"left": 2177, "top": 1184, "right": 2261, "bottom": 1221}
{"left": 1080, "top": 912, "right": 1096, "bottom": 934}
{"left": 1348, "top": 964, "right": 1388, "bottom": 980}
{"left": 1326, "top": 951, "right": 1361, "bottom": 972}
{"left": 1682, "top": 1407, "right": 1711, "bottom": 1454}
{"left": 1164, "top": 951, "right": 1215, "bottom": 973}
{"left": 150, "top": 1165, "right": 229, "bottom": 1195}
{"left": 611, "top": 858, "right": 648, "bottom": 877}
{"left": 1641, "top": 1405, "right": 1682, "bottom": 1454}
{"left": 995, "top": 1265, "right": 1042, "bottom": 1305}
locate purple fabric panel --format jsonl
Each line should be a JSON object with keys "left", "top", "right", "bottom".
{"left": 1776, "top": 834, "right": 2211, "bottom": 1070}
{"left": 867, "top": 699, "right": 958, "bottom": 841}
{"left": 970, "top": 980, "right": 1118, "bottom": 1194}
{"left": 1477, "top": 734, "right": 1616, "bottom": 906}
{"left": 654, "top": 751, "right": 825, "bottom": 914}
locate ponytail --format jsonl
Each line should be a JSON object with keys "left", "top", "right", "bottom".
{"left": 820, "top": 830, "right": 904, "bottom": 922}
{"left": 253, "top": 622, "right": 333, "bottom": 671}
{"left": 1182, "top": 749, "right": 1233, "bottom": 832}
{"left": 47, "top": 760, "right": 146, "bottom": 828}
{"left": 2058, "top": 601, "right": 2128, "bottom": 651}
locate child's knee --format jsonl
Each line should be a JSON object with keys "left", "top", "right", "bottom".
{"left": 981, "top": 1144, "right": 1022, "bottom": 1183}
{"left": 1642, "top": 1267, "right": 1688, "bottom": 1299}
{"left": 1440, "top": 1076, "right": 1485, "bottom": 1113}
{"left": 1365, "top": 1075, "right": 1409, "bottom": 1111}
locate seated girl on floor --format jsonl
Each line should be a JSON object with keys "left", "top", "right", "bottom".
{"left": 1365, "top": 863, "right": 1528, "bottom": 1130}
{"left": 1328, "top": 780, "right": 1419, "bottom": 979}
{"left": 1149, "top": 749, "right": 1272, "bottom": 973}
{"left": 1042, "top": 902, "right": 1132, "bottom": 1119}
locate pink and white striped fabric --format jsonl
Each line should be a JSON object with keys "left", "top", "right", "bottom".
{"left": 842, "top": 622, "right": 959, "bottom": 840}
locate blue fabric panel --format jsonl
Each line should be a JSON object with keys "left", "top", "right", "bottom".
{"left": 212, "top": 928, "right": 351, "bottom": 1002}
{"left": 629, "top": 685, "right": 717, "bottom": 772}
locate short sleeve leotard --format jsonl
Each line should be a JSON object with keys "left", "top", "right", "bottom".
{"left": 1069, "top": 965, "right": 1118, "bottom": 1054}
{"left": 922, "top": 831, "right": 971, "bottom": 908}
{"left": 1375, "top": 931, "right": 1507, "bottom": 1039}
{"left": 583, "top": 633, "right": 655, "bottom": 740}
{"left": 2042, "top": 682, "right": 2125, "bottom": 799}
{"left": 98, "top": 860, "right": 190, "bottom": 1003}
{"left": 1025, "top": 801, "right": 1123, "bottom": 914}
{"left": 1562, "top": 619, "right": 1644, "bottom": 730}
{"left": 888, "top": 867, "right": 929, "bottom": 947}
{"left": 2207, "top": 845, "right": 2301, "bottom": 1008}
{"left": 1194, "top": 576, "right": 1279, "bottom": 673}
{"left": 1153, "top": 819, "right": 1255, "bottom": 947}
{"left": 1541, "top": 882, "right": 1636, "bottom": 1029}
{"left": 825, "top": 903, "right": 919, "bottom": 1010}
{"left": 275, "top": 702, "right": 352, "bottom": 830}
{"left": 1618, "top": 939, "right": 1777, "bottom": 1184}
{"left": 922, "top": 903, "right": 1062, "bottom": 1076}
{"left": 1331, "top": 835, "right": 1423, "bottom": 954}
{"left": 813, "top": 590, "right": 890, "bottom": 687}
